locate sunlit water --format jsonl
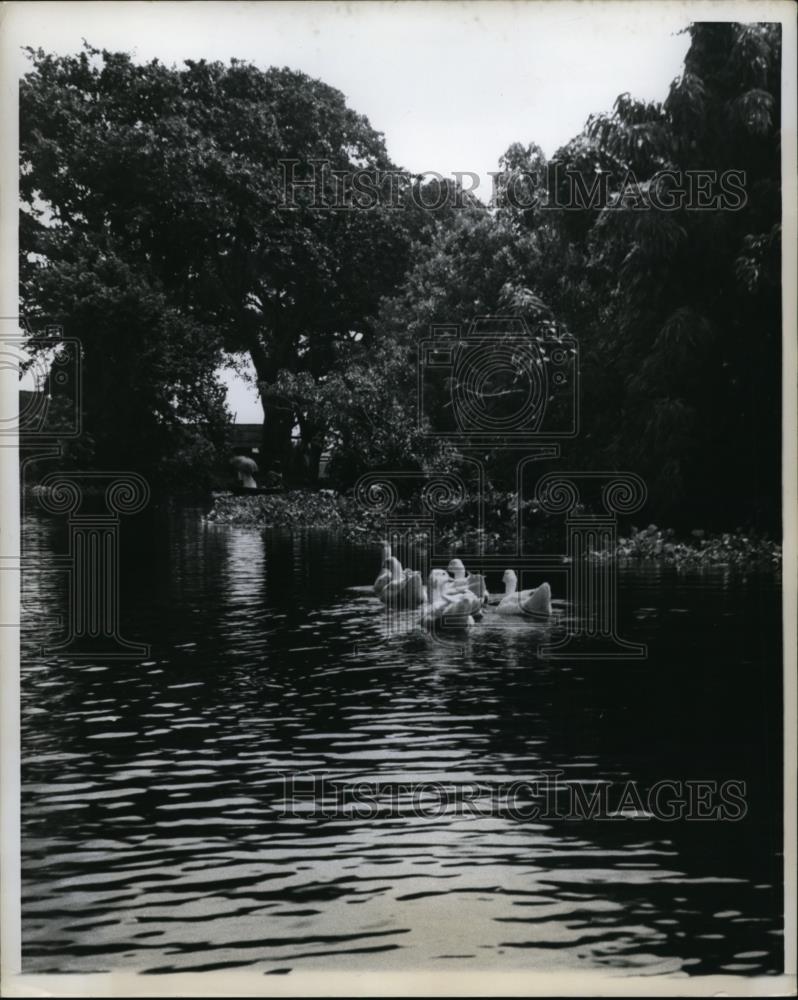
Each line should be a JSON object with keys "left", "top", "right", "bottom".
{"left": 20, "top": 507, "right": 783, "bottom": 976}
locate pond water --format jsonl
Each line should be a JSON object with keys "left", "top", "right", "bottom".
{"left": 20, "top": 507, "right": 783, "bottom": 976}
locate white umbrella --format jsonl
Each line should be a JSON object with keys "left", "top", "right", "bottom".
{"left": 230, "top": 454, "right": 259, "bottom": 487}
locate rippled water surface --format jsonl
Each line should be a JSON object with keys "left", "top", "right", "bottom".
{"left": 21, "top": 508, "right": 783, "bottom": 976}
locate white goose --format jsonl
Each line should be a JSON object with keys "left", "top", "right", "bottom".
{"left": 420, "top": 569, "right": 481, "bottom": 629}
{"left": 446, "top": 558, "right": 489, "bottom": 608}
{"left": 375, "top": 551, "right": 427, "bottom": 610}
{"left": 496, "top": 570, "right": 552, "bottom": 618}
{"left": 373, "top": 541, "right": 394, "bottom": 597}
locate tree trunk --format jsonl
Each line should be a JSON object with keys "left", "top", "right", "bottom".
{"left": 260, "top": 397, "right": 294, "bottom": 476}
{"left": 294, "top": 411, "right": 325, "bottom": 484}
{"left": 244, "top": 326, "right": 296, "bottom": 478}
{"left": 304, "top": 441, "right": 323, "bottom": 484}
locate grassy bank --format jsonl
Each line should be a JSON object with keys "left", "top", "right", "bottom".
{"left": 205, "top": 491, "right": 781, "bottom": 571}
{"left": 206, "top": 490, "right": 383, "bottom": 543}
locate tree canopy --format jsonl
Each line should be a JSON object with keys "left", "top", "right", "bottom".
{"left": 21, "top": 45, "right": 424, "bottom": 482}
{"left": 20, "top": 23, "right": 782, "bottom": 528}
{"left": 355, "top": 21, "right": 781, "bottom": 527}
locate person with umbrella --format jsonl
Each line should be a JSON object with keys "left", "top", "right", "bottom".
{"left": 230, "top": 453, "right": 259, "bottom": 489}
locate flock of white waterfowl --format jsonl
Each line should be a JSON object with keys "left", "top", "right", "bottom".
{"left": 373, "top": 542, "right": 553, "bottom": 629}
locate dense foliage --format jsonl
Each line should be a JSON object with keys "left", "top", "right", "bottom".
{"left": 571, "top": 22, "right": 782, "bottom": 529}
{"left": 21, "top": 46, "right": 425, "bottom": 483}
{"left": 356, "top": 22, "right": 781, "bottom": 528}
{"left": 21, "top": 23, "right": 782, "bottom": 529}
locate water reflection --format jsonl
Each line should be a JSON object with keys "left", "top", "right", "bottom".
{"left": 20, "top": 509, "right": 783, "bottom": 975}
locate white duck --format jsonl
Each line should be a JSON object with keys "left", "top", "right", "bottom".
{"left": 373, "top": 541, "right": 394, "bottom": 597}
{"left": 496, "top": 570, "right": 552, "bottom": 618}
{"left": 447, "top": 558, "right": 489, "bottom": 607}
{"left": 376, "top": 555, "right": 427, "bottom": 609}
{"left": 420, "top": 569, "right": 481, "bottom": 629}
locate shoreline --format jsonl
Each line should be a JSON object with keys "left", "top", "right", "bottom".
{"left": 204, "top": 491, "right": 782, "bottom": 572}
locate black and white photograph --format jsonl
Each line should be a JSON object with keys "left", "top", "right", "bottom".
{"left": 0, "top": 1, "right": 795, "bottom": 995}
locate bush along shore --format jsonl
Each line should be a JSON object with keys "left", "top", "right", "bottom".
{"left": 206, "top": 489, "right": 382, "bottom": 541}
{"left": 205, "top": 491, "right": 781, "bottom": 571}
{"left": 616, "top": 524, "right": 781, "bottom": 569}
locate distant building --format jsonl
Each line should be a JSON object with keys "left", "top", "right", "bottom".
{"left": 230, "top": 423, "right": 332, "bottom": 481}
{"left": 230, "top": 424, "right": 261, "bottom": 458}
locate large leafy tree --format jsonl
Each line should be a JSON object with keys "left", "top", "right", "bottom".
{"left": 21, "top": 24, "right": 782, "bottom": 525}
{"left": 263, "top": 174, "right": 483, "bottom": 481}
{"left": 266, "top": 196, "right": 501, "bottom": 483}
{"left": 556, "top": 22, "right": 781, "bottom": 528}
{"left": 479, "top": 22, "right": 781, "bottom": 529}
{"left": 356, "top": 22, "right": 781, "bottom": 530}
{"left": 342, "top": 194, "right": 568, "bottom": 489}
{"left": 20, "top": 45, "right": 417, "bottom": 480}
